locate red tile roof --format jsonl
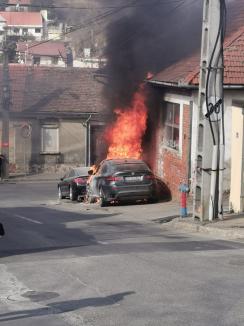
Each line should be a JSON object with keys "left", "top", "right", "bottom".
{"left": 151, "top": 0, "right": 244, "bottom": 87}
{"left": 8, "top": 0, "right": 31, "bottom": 5}
{"left": 17, "top": 41, "right": 67, "bottom": 58}
{"left": 0, "top": 65, "right": 108, "bottom": 115}
{"left": 152, "top": 27, "right": 244, "bottom": 87}
{"left": 0, "top": 11, "right": 42, "bottom": 26}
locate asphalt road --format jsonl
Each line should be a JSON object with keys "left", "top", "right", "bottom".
{"left": 1, "top": 181, "right": 244, "bottom": 326}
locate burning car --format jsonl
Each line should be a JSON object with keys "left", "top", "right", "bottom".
{"left": 86, "top": 158, "right": 158, "bottom": 207}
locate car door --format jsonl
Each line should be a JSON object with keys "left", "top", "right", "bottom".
{"left": 60, "top": 172, "right": 68, "bottom": 195}
{"left": 62, "top": 170, "right": 74, "bottom": 194}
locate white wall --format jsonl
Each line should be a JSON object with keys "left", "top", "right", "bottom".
{"left": 39, "top": 56, "right": 65, "bottom": 67}
{"left": 7, "top": 26, "right": 43, "bottom": 40}
{"left": 230, "top": 105, "right": 244, "bottom": 212}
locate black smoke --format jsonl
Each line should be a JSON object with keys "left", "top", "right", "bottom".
{"left": 103, "top": 0, "right": 203, "bottom": 110}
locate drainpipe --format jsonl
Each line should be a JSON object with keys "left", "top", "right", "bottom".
{"left": 86, "top": 122, "right": 91, "bottom": 166}
{"left": 84, "top": 115, "right": 92, "bottom": 167}
{"left": 241, "top": 108, "right": 244, "bottom": 211}
{"left": 187, "top": 101, "right": 193, "bottom": 188}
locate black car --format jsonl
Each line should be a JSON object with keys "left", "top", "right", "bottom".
{"left": 86, "top": 159, "right": 158, "bottom": 206}
{"left": 58, "top": 167, "right": 90, "bottom": 201}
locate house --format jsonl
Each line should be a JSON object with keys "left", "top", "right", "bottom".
{"left": 17, "top": 41, "right": 68, "bottom": 67}
{"left": 0, "top": 65, "right": 109, "bottom": 174}
{"left": 73, "top": 48, "right": 107, "bottom": 69}
{"left": 5, "top": 0, "right": 31, "bottom": 12}
{"left": 0, "top": 11, "right": 44, "bottom": 41}
{"left": 147, "top": 25, "right": 244, "bottom": 212}
{"left": 47, "top": 23, "right": 64, "bottom": 40}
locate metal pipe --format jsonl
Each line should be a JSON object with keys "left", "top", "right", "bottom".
{"left": 218, "top": 144, "right": 225, "bottom": 218}
{"left": 240, "top": 109, "right": 244, "bottom": 211}
{"left": 209, "top": 145, "right": 218, "bottom": 221}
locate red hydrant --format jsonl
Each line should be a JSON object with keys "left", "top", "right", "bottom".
{"left": 179, "top": 183, "right": 190, "bottom": 217}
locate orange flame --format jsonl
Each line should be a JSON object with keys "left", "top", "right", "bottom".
{"left": 105, "top": 87, "right": 148, "bottom": 159}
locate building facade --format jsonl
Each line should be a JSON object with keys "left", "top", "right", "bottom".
{"left": 0, "top": 66, "right": 109, "bottom": 175}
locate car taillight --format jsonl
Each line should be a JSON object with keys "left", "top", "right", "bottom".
{"left": 105, "top": 176, "right": 123, "bottom": 182}
{"left": 74, "top": 177, "right": 87, "bottom": 184}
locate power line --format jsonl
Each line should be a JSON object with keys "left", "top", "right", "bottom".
{"left": 0, "top": 0, "right": 188, "bottom": 10}
{"left": 19, "top": 0, "right": 193, "bottom": 55}
{"left": 98, "top": 0, "right": 194, "bottom": 56}
{"left": 27, "top": 0, "right": 140, "bottom": 50}
{"left": 68, "top": 0, "right": 192, "bottom": 51}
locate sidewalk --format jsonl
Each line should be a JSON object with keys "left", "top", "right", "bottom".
{"left": 157, "top": 211, "right": 244, "bottom": 241}
{"left": 1, "top": 172, "right": 62, "bottom": 183}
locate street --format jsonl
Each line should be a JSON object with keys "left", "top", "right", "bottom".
{"left": 0, "top": 181, "right": 244, "bottom": 326}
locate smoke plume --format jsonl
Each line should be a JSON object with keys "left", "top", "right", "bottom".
{"left": 103, "top": 0, "right": 203, "bottom": 110}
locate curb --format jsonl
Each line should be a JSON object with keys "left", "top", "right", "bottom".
{"left": 12, "top": 179, "right": 59, "bottom": 183}
{"left": 162, "top": 217, "right": 244, "bottom": 240}
{"left": 0, "top": 178, "right": 60, "bottom": 183}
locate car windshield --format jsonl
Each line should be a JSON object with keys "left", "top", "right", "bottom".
{"left": 112, "top": 163, "right": 150, "bottom": 173}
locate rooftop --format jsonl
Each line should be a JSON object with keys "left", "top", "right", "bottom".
{"left": 150, "top": 0, "right": 244, "bottom": 88}
{"left": 17, "top": 41, "right": 67, "bottom": 58}
{"left": 0, "top": 65, "right": 108, "bottom": 116}
{"left": 7, "top": 0, "right": 31, "bottom": 4}
{"left": 150, "top": 29, "right": 244, "bottom": 87}
{"left": 0, "top": 11, "right": 43, "bottom": 26}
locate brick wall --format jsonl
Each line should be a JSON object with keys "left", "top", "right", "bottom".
{"left": 161, "top": 103, "right": 191, "bottom": 199}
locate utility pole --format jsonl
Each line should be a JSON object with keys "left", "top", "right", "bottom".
{"left": 193, "top": 0, "right": 226, "bottom": 221}
{"left": 1, "top": 29, "right": 11, "bottom": 179}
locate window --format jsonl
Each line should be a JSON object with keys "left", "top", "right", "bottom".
{"left": 33, "top": 56, "right": 40, "bottom": 65}
{"left": 41, "top": 125, "right": 59, "bottom": 153}
{"left": 163, "top": 102, "right": 180, "bottom": 151}
{"left": 14, "top": 28, "right": 20, "bottom": 33}
{"left": 23, "top": 28, "right": 28, "bottom": 35}
{"left": 51, "top": 57, "right": 59, "bottom": 65}
{"left": 35, "top": 28, "right": 41, "bottom": 33}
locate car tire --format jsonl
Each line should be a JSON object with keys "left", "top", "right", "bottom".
{"left": 148, "top": 193, "right": 158, "bottom": 204}
{"left": 58, "top": 187, "right": 65, "bottom": 199}
{"left": 99, "top": 188, "right": 108, "bottom": 207}
{"left": 69, "top": 187, "right": 77, "bottom": 201}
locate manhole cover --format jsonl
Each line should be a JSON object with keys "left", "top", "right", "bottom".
{"left": 21, "top": 291, "right": 59, "bottom": 302}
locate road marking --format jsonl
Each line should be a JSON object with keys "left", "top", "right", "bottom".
{"left": 14, "top": 214, "right": 42, "bottom": 225}
{"left": 97, "top": 241, "right": 108, "bottom": 245}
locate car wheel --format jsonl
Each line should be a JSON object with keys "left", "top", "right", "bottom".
{"left": 69, "top": 187, "right": 77, "bottom": 201}
{"left": 99, "top": 188, "right": 108, "bottom": 207}
{"left": 58, "top": 187, "right": 65, "bottom": 199}
{"left": 148, "top": 193, "right": 158, "bottom": 204}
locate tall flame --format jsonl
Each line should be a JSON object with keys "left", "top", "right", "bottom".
{"left": 105, "top": 87, "right": 148, "bottom": 159}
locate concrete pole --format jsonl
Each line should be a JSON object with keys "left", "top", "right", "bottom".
{"left": 1, "top": 33, "right": 11, "bottom": 179}
{"left": 193, "top": 0, "right": 225, "bottom": 221}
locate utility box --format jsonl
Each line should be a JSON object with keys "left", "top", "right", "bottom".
{"left": 230, "top": 106, "right": 244, "bottom": 213}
